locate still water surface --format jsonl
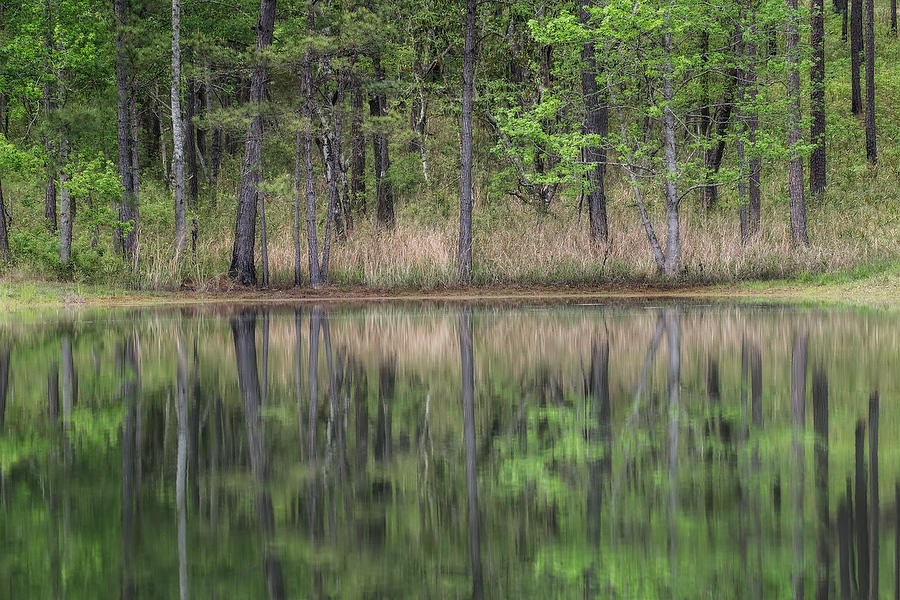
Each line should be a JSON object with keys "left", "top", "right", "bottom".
{"left": 0, "top": 302, "right": 898, "bottom": 598}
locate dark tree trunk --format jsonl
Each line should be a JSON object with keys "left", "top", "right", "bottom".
{"left": 329, "top": 75, "right": 347, "bottom": 242}
{"left": 186, "top": 77, "right": 199, "bottom": 204}
{"left": 350, "top": 73, "right": 366, "bottom": 215}
{"left": 458, "top": 0, "right": 476, "bottom": 283}
{"left": 229, "top": 0, "right": 277, "bottom": 286}
{"left": 813, "top": 368, "right": 830, "bottom": 600}
{"left": 869, "top": 394, "right": 879, "bottom": 598}
{"left": 459, "top": 308, "right": 483, "bottom": 599}
{"left": 302, "top": 4, "right": 322, "bottom": 288}
{"left": 205, "top": 60, "right": 221, "bottom": 196}
{"left": 370, "top": 57, "right": 394, "bottom": 229}
{"left": 0, "top": 343, "right": 9, "bottom": 429}
{"left": 892, "top": 0, "right": 898, "bottom": 34}
{"left": 44, "top": 0, "right": 57, "bottom": 235}
{"left": 739, "top": 19, "right": 761, "bottom": 241}
{"left": 115, "top": 0, "right": 138, "bottom": 260}
{"left": 586, "top": 335, "right": 610, "bottom": 546}
{"left": 259, "top": 192, "right": 269, "bottom": 287}
{"left": 293, "top": 132, "right": 302, "bottom": 286}
{"left": 856, "top": 420, "right": 869, "bottom": 599}
{"left": 851, "top": 0, "right": 863, "bottom": 114}
{"left": 171, "top": 0, "right": 186, "bottom": 255}
{"left": 843, "top": 0, "right": 849, "bottom": 41}
{"left": 0, "top": 181, "right": 8, "bottom": 261}
{"left": 791, "top": 331, "right": 808, "bottom": 600}
{"left": 864, "top": 0, "right": 876, "bottom": 163}
{"left": 579, "top": 0, "right": 608, "bottom": 244}
{"left": 786, "top": 0, "right": 808, "bottom": 246}
{"left": 809, "top": 0, "right": 826, "bottom": 196}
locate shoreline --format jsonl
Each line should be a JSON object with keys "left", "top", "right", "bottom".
{"left": 2, "top": 277, "right": 899, "bottom": 310}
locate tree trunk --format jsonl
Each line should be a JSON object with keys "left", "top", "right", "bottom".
{"left": 258, "top": 191, "right": 269, "bottom": 287}
{"left": 350, "top": 72, "right": 366, "bottom": 215}
{"left": 851, "top": 0, "right": 863, "bottom": 114}
{"left": 59, "top": 140, "right": 72, "bottom": 265}
{"left": 171, "top": 0, "right": 187, "bottom": 257}
{"left": 0, "top": 343, "right": 9, "bottom": 428}
{"left": 809, "top": 0, "right": 826, "bottom": 196}
{"left": 458, "top": 0, "right": 476, "bottom": 284}
{"left": 229, "top": 0, "right": 277, "bottom": 285}
{"left": 205, "top": 60, "right": 221, "bottom": 197}
{"left": 186, "top": 77, "right": 198, "bottom": 204}
{"left": 892, "top": 0, "right": 897, "bottom": 35}
{"left": 856, "top": 420, "right": 869, "bottom": 599}
{"left": 371, "top": 56, "right": 394, "bottom": 229}
{"left": 579, "top": 0, "right": 608, "bottom": 244}
{"left": 812, "top": 368, "right": 830, "bottom": 600}
{"left": 786, "top": 0, "right": 809, "bottom": 246}
{"left": 115, "top": 0, "right": 138, "bottom": 260}
{"left": 661, "top": 12, "right": 680, "bottom": 277}
{"left": 303, "top": 4, "right": 322, "bottom": 289}
{"left": 0, "top": 181, "right": 8, "bottom": 261}
{"left": 293, "top": 133, "right": 302, "bottom": 286}
{"left": 869, "top": 394, "right": 879, "bottom": 599}
{"left": 864, "top": 0, "right": 876, "bottom": 163}
{"left": 44, "top": 0, "right": 57, "bottom": 234}
{"left": 843, "top": 0, "right": 849, "bottom": 41}
{"left": 128, "top": 91, "right": 140, "bottom": 265}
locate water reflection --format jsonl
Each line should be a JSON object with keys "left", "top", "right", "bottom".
{"left": 0, "top": 302, "right": 898, "bottom": 598}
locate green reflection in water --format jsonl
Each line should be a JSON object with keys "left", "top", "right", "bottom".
{"left": 0, "top": 303, "right": 898, "bottom": 598}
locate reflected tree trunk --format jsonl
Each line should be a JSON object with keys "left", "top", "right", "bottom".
{"left": 856, "top": 420, "right": 869, "bottom": 599}
{"left": 176, "top": 335, "right": 189, "bottom": 600}
{"left": 459, "top": 308, "right": 483, "bottom": 600}
{"left": 295, "top": 309, "right": 304, "bottom": 459}
{"left": 791, "top": 331, "right": 808, "bottom": 600}
{"left": 0, "top": 342, "right": 9, "bottom": 429}
{"left": 376, "top": 359, "right": 394, "bottom": 462}
{"left": 665, "top": 309, "right": 680, "bottom": 596}
{"left": 309, "top": 308, "right": 322, "bottom": 460}
{"left": 749, "top": 339, "right": 763, "bottom": 600}
{"left": 585, "top": 333, "right": 610, "bottom": 596}
{"left": 231, "top": 310, "right": 286, "bottom": 599}
{"left": 869, "top": 393, "right": 879, "bottom": 599}
{"left": 813, "top": 367, "right": 829, "bottom": 600}
{"left": 120, "top": 335, "right": 139, "bottom": 600}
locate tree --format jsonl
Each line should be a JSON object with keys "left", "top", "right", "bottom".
{"left": 371, "top": 55, "right": 395, "bottom": 229}
{"left": 229, "top": 0, "right": 277, "bottom": 286}
{"left": 579, "top": 0, "right": 608, "bottom": 244}
{"left": 114, "top": 0, "right": 138, "bottom": 262}
{"left": 786, "top": 0, "right": 808, "bottom": 246}
{"left": 864, "top": 0, "right": 876, "bottom": 163}
{"left": 850, "top": 0, "right": 862, "bottom": 114}
{"left": 458, "top": 0, "right": 477, "bottom": 284}
{"left": 171, "top": 0, "right": 186, "bottom": 257}
{"left": 810, "top": 0, "right": 826, "bottom": 195}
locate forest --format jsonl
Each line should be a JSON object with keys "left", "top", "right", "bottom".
{"left": 0, "top": 0, "right": 899, "bottom": 289}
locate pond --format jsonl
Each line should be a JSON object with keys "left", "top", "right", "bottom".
{"left": 0, "top": 301, "right": 897, "bottom": 598}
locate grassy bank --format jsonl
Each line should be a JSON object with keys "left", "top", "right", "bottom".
{"left": 2, "top": 260, "right": 899, "bottom": 311}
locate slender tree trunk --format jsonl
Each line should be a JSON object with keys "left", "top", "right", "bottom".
{"left": 579, "top": 0, "right": 608, "bottom": 244}
{"left": 809, "top": 0, "right": 826, "bottom": 196}
{"left": 44, "top": 0, "right": 57, "bottom": 234}
{"left": 661, "top": 10, "right": 680, "bottom": 277}
{"left": 0, "top": 343, "right": 9, "bottom": 428}
{"left": 786, "top": 0, "right": 809, "bottom": 246}
{"left": 186, "top": 77, "right": 199, "bottom": 204}
{"left": 856, "top": 420, "right": 870, "bottom": 600}
{"left": 116, "top": 0, "right": 138, "bottom": 260}
{"left": 843, "top": 0, "right": 849, "bottom": 42}
{"left": 869, "top": 394, "right": 879, "bottom": 599}
{"left": 892, "top": 0, "right": 898, "bottom": 35}
{"left": 128, "top": 91, "right": 140, "bottom": 266}
{"left": 171, "top": 0, "right": 186, "bottom": 257}
{"left": 205, "top": 60, "right": 220, "bottom": 197}
{"left": 813, "top": 368, "right": 830, "bottom": 600}
{"left": 791, "top": 331, "right": 808, "bottom": 600}
{"left": 293, "top": 133, "right": 302, "bottom": 286}
{"left": 229, "top": 0, "right": 277, "bottom": 285}
{"left": 58, "top": 140, "right": 72, "bottom": 264}
{"left": 458, "top": 0, "right": 476, "bottom": 284}
{"left": 371, "top": 57, "right": 394, "bottom": 228}
{"left": 350, "top": 72, "right": 366, "bottom": 215}
{"left": 329, "top": 75, "right": 346, "bottom": 242}
{"left": 864, "top": 0, "right": 876, "bottom": 163}
{"left": 0, "top": 181, "right": 8, "bottom": 261}
{"left": 851, "top": 0, "right": 863, "bottom": 114}
{"left": 259, "top": 192, "right": 269, "bottom": 287}
{"left": 303, "top": 4, "right": 322, "bottom": 288}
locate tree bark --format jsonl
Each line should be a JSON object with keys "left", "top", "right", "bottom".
{"left": 458, "top": 308, "right": 483, "bottom": 599}
{"left": 293, "top": 132, "right": 302, "bottom": 286}
{"left": 171, "top": 0, "right": 187, "bottom": 257}
{"left": 186, "top": 77, "right": 198, "bottom": 204}
{"left": 350, "top": 72, "right": 366, "bottom": 215}
{"left": 856, "top": 420, "right": 869, "bottom": 599}
{"left": 371, "top": 56, "right": 394, "bottom": 229}
{"left": 44, "top": 0, "right": 57, "bottom": 235}
{"left": 258, "top": 191, "right": 269, "bottom": 287}
{"left": 579, "top": 0, "right": 608, "bottom": 244}
{"left": 892, "top": 0, "right": 898, "bottom": 35}
{"left": 786, "top": 0, "right": 809, "bottom": 246}
{"left": 869, "top": 394, "right": 879, "bottom": 599}
{"left": 809, "top": 0, "right": 826, "bottom": 196}
{"left": 58, "top": 140, "right": 72, "bottom": 264}
{"left": 851, "top": 0, "right": 863, "bottom": 114}
{"left": 116, "top": 0, "right": 138, "bottom": 260}
{"left": 661, "top": 10, "right": 680, "bottom": 276}
{"left": 458, "top": 0, "right": 476, "bottom": 284}
{"left": 303, "top": 4, "right": 322, "bottom": 288}
{"left": 864, "top": 0, "right": 876, "bottom": 163}
{"left": 813, "top": 368, "right": 830, "bottom": 600}
{"left": 229, "top": 0, "right": 277, "bottom": 285}
{"left": 205, "top": 60, "right": 221, "bottom": 197}
{"left": 0, "top": 181, "right": 8, "bottom": 261}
